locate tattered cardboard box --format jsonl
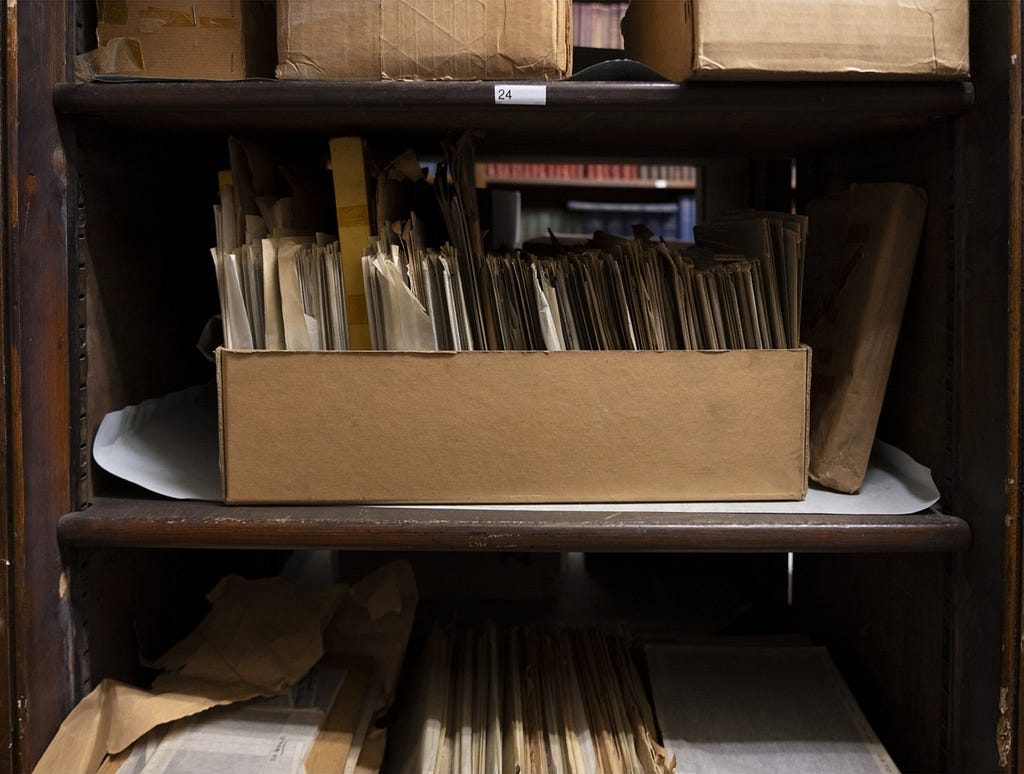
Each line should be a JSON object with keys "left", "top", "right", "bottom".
{"left": 216, "top": 348, "right": 810, "bottom": 504}
{"left": 276, "top": 0, "right": 573, "bottom": 80}
{"left": 621, "top": 0, "right": 969, "bottom": 81}
{"left": 93, "top": 0, "right": 276, "bottom": 80}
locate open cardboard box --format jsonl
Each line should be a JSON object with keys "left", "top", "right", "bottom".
{"left": 216, "top": 347, "right": 810, "bottom": 504}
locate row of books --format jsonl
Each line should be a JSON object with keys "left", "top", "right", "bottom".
{"left": 522, "top": 197, "right": 696, "bottom": 243}
{"left": 485, "top": 163, "right": 696, "bottom": 185}
{"left": 572, "top": 2, "right": 628, "bottom": 49}
{"left": 571, "top": 198, "right": 697, "bottom": 241}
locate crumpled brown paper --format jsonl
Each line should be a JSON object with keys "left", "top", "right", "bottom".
{"left": 74, "top": 38, "right": 144, "bottom": 83}
{"left": 326, "top": 560, "right": 418, "bottom": 707}
{"left": 34, "top": 575, "right": 344, "bottom": 774}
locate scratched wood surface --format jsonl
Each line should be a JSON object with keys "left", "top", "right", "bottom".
{"left": 1004, "top": 3, "right": 1024, "bottom": 772}
{"left": 58, "top": 497, "right": 971, "bottom": 553}
{"left": 951, "top": 5, "right": 1019, "bottom": 772}
{"left": 0, "top": 6, "right": 13, "bottom": 772}
{"left": 6, "top": 1, "right": 73, "bottom": 769}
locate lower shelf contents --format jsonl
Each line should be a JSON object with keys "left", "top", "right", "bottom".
{"left": 41, "top": 555, "right": 901, "bottom": 774}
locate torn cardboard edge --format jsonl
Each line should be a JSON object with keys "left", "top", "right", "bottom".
{"left": 75, "top": 38, "right": 145, "bottom": 82}
{"left": 93, "top": 0, "right": 276, "bottom": 80}
{"left": 34, "top": 563, "right": 419, "bottom": 774}
{"left": 98, "top": 655, "right": 376, "bottom": 774}
{"left": 34, "top": 575, "right": 342, "bottom": 774}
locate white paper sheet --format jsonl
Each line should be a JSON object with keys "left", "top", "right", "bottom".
{"left": 93, "top": 384, "right": 221, "bottom": 501}
{"left": 645, "top": 644, "right": 900, "bottom": 774}
{"left": 93, "top": 384, "right": 939, "bottom": 515}
{"left": 425, "top": 441, "right": 939, "bottom": 515}
{"left": 134, "top": 705, "right": 323, "bottom": 774}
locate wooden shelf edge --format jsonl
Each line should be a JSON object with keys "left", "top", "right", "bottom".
{"left": 485, "top": 177, "right": 696, "bottom": 190}
{"left": 57, "top": 497, "right": 972, "bottom": 553}
{"left": 53, "top": 79, "right": 975, "bottom": 115}
{"left": 52, "top": 80, "right": 974, "bottom": 155}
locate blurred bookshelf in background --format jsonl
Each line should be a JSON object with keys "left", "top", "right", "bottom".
{"left": 521, "top": 199, "right": 696, "bottom": 243}
{"left": 573, "top": 1, "right": 628, "bottom": 49}
{"left": 480, "top": 162, "right": 698, "bottom": 247}
{"left": 484, "top": 163, "right": 696, "bottom": 189}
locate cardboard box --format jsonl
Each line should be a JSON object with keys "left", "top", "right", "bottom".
{"left": 621, "top": 0, "right": 969, "bottom": 81}
{"left": 95, "top": 0, "right": 276, "bottom": 80}
{"left": 276, "top": 0, "right": 572, "bottom": 81}
{"left": 216, "top": 348, "right": 810, "bottom": 504}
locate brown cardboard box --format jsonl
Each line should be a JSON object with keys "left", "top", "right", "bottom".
{"left": 216, "top": 348, "right": 810, "bottom": 504}
{"left": 621, "top": 0, "right": 969, "bottom": 82}
{"left": 276, "top": 0, "right": 572, "bottom": 81}
{"left": 95, "top": 0, "right": 276, "bottom": 80}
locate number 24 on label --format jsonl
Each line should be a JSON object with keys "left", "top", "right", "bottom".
{"left": 492, "top": 85, "right": 547, "bottom": 106}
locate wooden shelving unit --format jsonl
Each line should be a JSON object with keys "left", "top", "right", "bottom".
{"left": 3, "top": 4, "right": 1014, "bottom": 772}
{"left": 50, "top": 76, "right": 979, "bottom": 563}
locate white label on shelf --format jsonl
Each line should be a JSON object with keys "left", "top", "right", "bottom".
{"left": 493, "top": 85, "right": 547, "bottom": 106}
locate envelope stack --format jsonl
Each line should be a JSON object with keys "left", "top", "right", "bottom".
{"left": 388, "top": 624, "right": 675, "bottom": 774}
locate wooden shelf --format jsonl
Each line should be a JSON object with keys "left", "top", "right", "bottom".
{"left": 58, "top": 496, "right": 971, "bottom": 553}
{"left": 485, "top": 177, "right": 695, "bottom": 190}
{"left": 53, "top": 80, "right": 974, "bottom": 156}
